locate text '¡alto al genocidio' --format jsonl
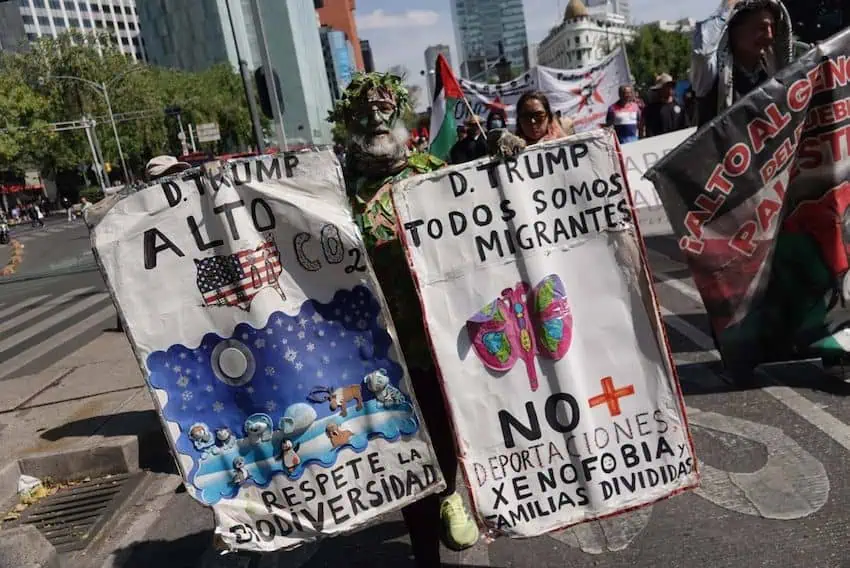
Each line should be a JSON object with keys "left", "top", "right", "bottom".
{"left": 401, "top": 142, "right": 632, "bottom": 262}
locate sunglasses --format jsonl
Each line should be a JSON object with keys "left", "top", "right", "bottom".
{"left": 519, "top": 111, "right": 548, "bottom": 123}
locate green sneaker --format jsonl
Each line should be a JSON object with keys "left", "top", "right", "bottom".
{"left": 439, "top": 492, "right": 479, "bottom": 550}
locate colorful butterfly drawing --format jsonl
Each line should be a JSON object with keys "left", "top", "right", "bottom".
{"left": 466, "top": 274, "right": 573, "bottom": 392}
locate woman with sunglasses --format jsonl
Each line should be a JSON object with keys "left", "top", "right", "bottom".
{"left": 488, "top": 91, "right": 573, "bottom": 157}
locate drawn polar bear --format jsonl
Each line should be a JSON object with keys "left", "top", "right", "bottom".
{"left": 363, "top": 369, "right": 406, "bottom": 407}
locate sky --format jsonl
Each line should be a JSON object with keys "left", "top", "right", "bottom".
{"left": 355, "top": 0, "right": 718, "bottom": 108}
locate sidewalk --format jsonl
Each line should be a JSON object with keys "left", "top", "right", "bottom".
{"left": 0, "top": 332, "right": 167, "bottom": 500}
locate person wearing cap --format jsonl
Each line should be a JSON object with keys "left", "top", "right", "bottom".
{"left": 644, "top": 74, "right": 687, "bottom": 137}
{"left": 449, "top": 115, "right": 488, "bottom": 165}
{"left": 145, "top": 155, "right": 192, "bottom": 181}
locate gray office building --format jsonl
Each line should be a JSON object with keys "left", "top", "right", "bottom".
{"left": 0, "top": 0, "right": 146, "bottom": 59}
{"left": 586, "top": 0, "right": 631, "bottom": 21}
{"left": 137, "top": 0, "right": 333, "bottom": 146}
{"left": 450, "top": 0, "right": 528, "bottom": 80}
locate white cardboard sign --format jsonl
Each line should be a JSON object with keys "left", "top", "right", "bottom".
{"left": 393, "top": 131, "right": 698, "bottom": 537}
{"left": 91, "top": 153, "right": 443, "bottom": 552}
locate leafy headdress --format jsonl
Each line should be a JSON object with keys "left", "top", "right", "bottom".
{"left": 327, "top": 72, "right": 411, "bottom": 138}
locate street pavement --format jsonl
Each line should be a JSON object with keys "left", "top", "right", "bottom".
{"left": 4, "top": 220, "right": 850, "bottom": 567}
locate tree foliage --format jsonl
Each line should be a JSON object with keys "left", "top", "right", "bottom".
{"left": 625, "top": 26, "right": 692, "bottom": 93}
{"left": 0, "top": 32, "right": 258, "bottom": 183}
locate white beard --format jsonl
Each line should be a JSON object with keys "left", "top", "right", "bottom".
{"left": 351, "top": 125, "right": 410, "bottom": 165}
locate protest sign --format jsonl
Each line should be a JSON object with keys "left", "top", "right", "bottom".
{"left": 622, "top": 128, "right": 696, "bottom": 236}
{"left": 646, "top": 29, "right": 850, "bottom": 369}
{"left": 91, "top": 153, "right": 444, "bottom": 552}
{"left": 457, "top": 48, "right": 631, "bottom": 133}
{"left": 393, "top": 131, "right": 698, "bottom": 538}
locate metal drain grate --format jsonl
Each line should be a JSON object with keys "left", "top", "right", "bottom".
{"left": 5, "top": 472, "right": 144, "bottom": 553}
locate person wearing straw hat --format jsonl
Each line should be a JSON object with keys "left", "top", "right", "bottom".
{"left": 644, "top": 73, "right": 687, "bottom": 137}
{"left": 449, "top": 114, "right": 488, "bottom": 164}
{"left": 327, "top": 71, "right": 480, "bottom": 565}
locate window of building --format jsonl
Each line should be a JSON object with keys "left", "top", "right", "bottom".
{"left": 49, "top": 0, "right": 62, "bottom": 9}
{"left": 22, "top": 15, "right": 34, "bottom": 24}
{"left": 33, "top": 0, "right": 46, "bottom": 7}
{"left": 128, "top": 21, "right": 135, "bottom": 30}
{"left": 69, "top": 17, "right": 79, "bottom": 27}
{"left": 116, "top": 20, "right": 125, "bottom": 29}
{"left": 90, "top": 3, "right": 98, "bottom": 10}
{"left": 55, "top": 20, "right": 66, "bottom": 28}
{"left": 131, "top": 36, "right": 138, "bottom": 45}
{"left": 38, "top": 16, "right": 50, "bottom": 26}
{"left": 101, "top": 4, "right": 110, "bottom": 13}
{"left": 83, "top": 19, "right": 92, "bottom": 27}
{"left": 121, "top": 36, "right": 129, "bottom": 45}
{"left": 27, "top": 33, "right": 38, "bottom": 41}
{"left": 95, "top": 19, "right": 103, "bottom": 27}
{"left": 124, "top": 5, "right": 131, "bottom": 14}
{"left": 64, "top": 0, "right": 76, "bottom": 8}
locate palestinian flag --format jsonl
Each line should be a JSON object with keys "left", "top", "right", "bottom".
{"left": 428, "top": 54, "right": 464, "bottom": 161}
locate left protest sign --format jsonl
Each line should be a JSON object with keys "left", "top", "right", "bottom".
{"left": 90, "top": 153, "right": 444, "bottom": 552}
{"left": 393, "top": 131, "right": 698, "bottom": 538}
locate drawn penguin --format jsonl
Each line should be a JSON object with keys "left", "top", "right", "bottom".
{"left": 231, "top": 456, "right": 251, "bottom": 486}
{"left": 278, "top": 439, "right": 302, "bottom": 473}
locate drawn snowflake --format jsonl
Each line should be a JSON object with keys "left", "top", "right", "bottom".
{"left": 298, "top": 317, "right": 308, "bottom": 328}
{"left": 296, "top": 384, "right": 303, "bottom": 390}
{"left": 272, "top": 384, "right": 278, "bottom": 390}
{"left": 353, "top": 336, "right": 366, "bottom": 347}
{"left": 185, "top": 369, "right": 192, "bottom": 376}
{"left": 275, "top": 318, "right": 284, "bottom": 327}
{"left": 213, "top": 402, "right": 224, "bottom": 413}
{"left": 297, "top": 331, "right": 306, "bottom": 340}
{"left": 306, "top": 343, "right": 316, "bottom": 352}
{"left": 344, "top": 315, "right": 352, "bottom": 323}
{"left": 358, "top": 320, "right": 368, "bottom": 330}
{"left": 284, "top": 348, "right": 298, "bottom": 362}
{"left": 254, "top": 338, "right": 266, "bottom": 349}
{"left": 294, "top": 362, "right": 303, "bottom": 372}
{"left": 176, "top": 376, "right": 189, "bottom": 388}
{"left": 196, "top": 356, "right": 204, "bottom": 363}
{"left": 321, "top": 355, "right": 330, "bottom": 364}
{"left": 330, "top": 341, "right": 336, "bottom": 348}
{"left": 334, "top": 308, "right": 341, "bottom": 315}
{"left": 340, "top": 331, "right": 347, "bottom": 338}
{"left": 281, "top": 338, "right": 288, "bottom": 345}
{"left": 173, "top": 366, "right": 182, "bottom": 374}
{"left": 165, "top": 362, "right": 171, "bottom": 369}
{"left": 179, "top": 352, "right": 188, "bottom": 360}
{"left": 181, "top": 404, "right": 188, "bottom": 411}
{"left": 287, "top": 324, "right": 294, "bottom": 332}
{"left": 272, "top": 344, "right": 278, "bottom": 350}
{"left": 205, "top": 385, "right": 214, "bottom": 393}
{"left": 246, "top": 386, "right": 255, "bottom": 394}
{"left": 342, "top": 371, "right": 349, "bottom": 380}
{"left": 266, "top": 328, "right": 274, "bottom": 335}
{"left": 242, "top": 333, "right": 249, "bottom": 340}
{"left": 360, "top": 300, "right": 365, "bottom": 306}
{"left": 266, "top": 400, "right": 277, "bottom": 412}
{"left": 317, "top": 329, "right": 325, "bottom": 337}
{"left": 316, "top": 369, "right": 324, "bottom": 378}
{"left": 182, "top": 391, "right": 193, "bottom": 401}
{"left": 312, "top": 313, "right": 324, "bottom": 324}
{"left": 265, "top": 366, "right": 276, "bottom": 376}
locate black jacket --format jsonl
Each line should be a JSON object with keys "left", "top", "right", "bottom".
{"left": 449, "top": 134, "right": 487, "bottom": 165}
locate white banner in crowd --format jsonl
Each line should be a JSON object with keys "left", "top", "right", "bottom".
{"left": 457, "top": 48, "right": 631, "bottom": 133}
{"left": 393, "top": 131, "right": 698, "bottom": 537}
{"left": 621, "top": 128, "right": 697, "bottom": 236}
{"left": 92, "top": 153, "right": 443, "bottom": 552}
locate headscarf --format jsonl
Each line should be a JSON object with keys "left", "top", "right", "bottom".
{"left": 711, "top": 0, "right": 794, "bottom": 115}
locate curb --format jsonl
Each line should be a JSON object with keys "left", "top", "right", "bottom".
{"left": 0, "top": 241, "right": 24, "bottom": 277}
{"left": 0, "top": 525, "right": 59, "bottom": 568}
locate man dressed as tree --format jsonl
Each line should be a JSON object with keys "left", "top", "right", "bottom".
{"left": 328, "top": 72, "right": 480, "bottom": 565}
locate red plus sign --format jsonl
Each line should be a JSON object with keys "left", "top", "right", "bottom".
{"left": 588, "top": 376, "right": 635, "bottom": 417}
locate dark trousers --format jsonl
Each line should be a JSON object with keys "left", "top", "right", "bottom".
{"left": 402, "top": 367, "right": 459, "bottom": 567}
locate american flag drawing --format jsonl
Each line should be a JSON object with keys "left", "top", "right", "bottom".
{"left": 194, "top": 239, "right": 284, "bottom": 311}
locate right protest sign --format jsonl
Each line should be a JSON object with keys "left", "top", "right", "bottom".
{"left": 646, "top": 29, "right": 850, "bottom": 369}
{"left": 393, "top": 130, "right": 698, "bottom": 538}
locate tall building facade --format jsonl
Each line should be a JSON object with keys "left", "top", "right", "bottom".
{"left": 138, "top": 0, "right": 333, "bottom": 146}
{"left": 360, "top": 39, "right": 374, "bottom": 72}
{"left": 0, "top": 0, "right": 146, "bottom": 60}
{"left": 450, "top": 0, "right": 528, "bottom": 80}
{"left": 320, "top": 26, "right": 356, "bottom": 102}
{"left": 537, "top": 0, "right": 635, "bottom": 70}
{"left": 316, "top": 0, "right": 363, "bottom": 70}
{"left": 423, "top": 44, "right": 451, "bottom": 101}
